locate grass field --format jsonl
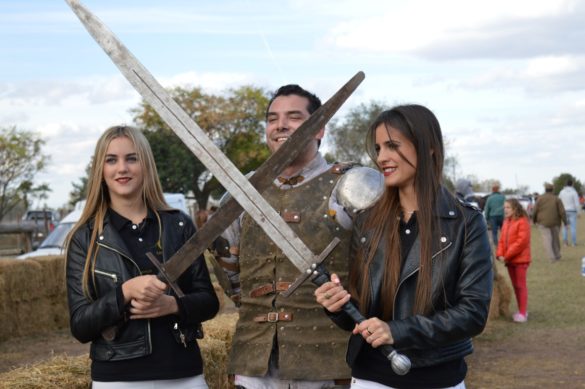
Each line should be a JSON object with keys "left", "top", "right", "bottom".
{"left": 467, "top": 216, "right": 585, "bottom": 388}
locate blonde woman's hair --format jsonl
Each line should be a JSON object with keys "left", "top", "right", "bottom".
{"left": 66, "top": 125, "right": 170, "bottom": 299}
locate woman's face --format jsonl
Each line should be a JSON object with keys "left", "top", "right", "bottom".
{"left": 504, "top": 201, "right": 513, "bottom": 218}
{"left": 102, "top": 136, "right": 144, "bottom": 204}
{"left": 374, "top": 124, "right": 417, "bottom": 190}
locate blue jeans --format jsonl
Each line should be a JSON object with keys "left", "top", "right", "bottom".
{"left": 562, "top": 211, "right": 578, "bottom": 246}
{"left": 489, "top": 215, "right": 504, "bottom": 245}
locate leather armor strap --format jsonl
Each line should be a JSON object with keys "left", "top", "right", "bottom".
{"left": 253, "top": 311, "right": 294, "bottom": 323}
{"left": 249, "top": 282, "right": 292, "bottom": 297}
{"left": 217, "top": 256, "right": 240, "bottom": 272}
{"left": 282, "top": 210, "right": 301, "bottom": 223}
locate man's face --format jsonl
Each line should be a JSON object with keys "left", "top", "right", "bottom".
{"left": 265, "top": 94, "right": 323, "bottom": 154}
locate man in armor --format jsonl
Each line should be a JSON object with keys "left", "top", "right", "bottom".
{"left": 213, "top": 85, "right": 359, "bottom": 388}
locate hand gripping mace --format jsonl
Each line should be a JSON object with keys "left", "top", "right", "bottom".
{"left": 302, "top": 256, "right": 412, "bottom": 376}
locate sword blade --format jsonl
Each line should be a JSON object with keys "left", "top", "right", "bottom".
{"left": 162, "top": 72, "right": 363, "bottom": 281}
{"left": 66, "top": 0, "right": 362, "bottom": 277}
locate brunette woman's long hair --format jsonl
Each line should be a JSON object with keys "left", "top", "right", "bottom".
{"left": 349, "top": 105, "right": 444, "bottom": 319}
{"left": 65, "top": 126, "right": 170, "bottom": 300}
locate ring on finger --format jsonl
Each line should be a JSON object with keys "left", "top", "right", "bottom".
{"left": 366, "top": 328, "right": 373, "bottom": 335}
{"left": 324, "top": 293, "right": 332, "bottom": 299}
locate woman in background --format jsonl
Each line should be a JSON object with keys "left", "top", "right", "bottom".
{"left": 66, "top": 125, "right": 219, "bottom": 388}
{"left": 497, "top": 198, "right": 531, "bottom": 323}
{"left": 315, "top": 105, "right": 493, "bottom": 388}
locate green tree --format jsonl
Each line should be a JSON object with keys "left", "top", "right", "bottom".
{"left": 0, "top": 126, "right": 50, "bottom": 221}
{"left": 132, "top": 85, "right": 271, "bottom": 209}
{"left": 326, "top": 101, "right": 386, "bottom": 165}
{"left": 552, "top": 173, "right": 582, "bottom": 195}
{"left": 69, "top": 161, "right": 92, "bottom": 207}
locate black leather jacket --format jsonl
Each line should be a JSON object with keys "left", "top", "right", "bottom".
{"left": 66, "top": 209, "right": 219, "bottom": 362}
{"left": 331, "top": 187, "right": 493, "bottom": 368}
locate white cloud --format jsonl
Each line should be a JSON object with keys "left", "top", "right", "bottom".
{"left": 160, "top": 71, "right": 256, "bottom": 93}
{"left": 324, "top": 0, "right": 583, "bottom": 59}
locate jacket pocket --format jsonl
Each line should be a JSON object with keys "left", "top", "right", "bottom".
{"left": 94, "top": 268, "right": 120, "bottom": 284}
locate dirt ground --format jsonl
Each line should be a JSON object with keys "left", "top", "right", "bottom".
{"left": 1, "top": 323, "right": 584, "bottom": 387}
{"left": 466, "top": 325, "right": 585, "bottom": 388}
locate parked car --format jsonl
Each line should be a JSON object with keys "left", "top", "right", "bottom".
{"left": 505, "top": 194, "right": 534, "bottom": 217}
{"left": 17, "top": 194, "right": 189, "bottom": 259}
{"left": 467, "top": 192, "right": 490, "bottom": 211}
{"left": 21, "top": 209, "right": 60, "bottom": 250}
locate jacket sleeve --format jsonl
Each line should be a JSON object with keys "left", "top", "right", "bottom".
{"left": 174, "top": 217, "right": 220, "bottom": 325}
{"left": 389, "top": 211, "right": 493, "bottom": 350}
{"left": 503, "top": 218, "right": 530, "bottom": 261}
{"left": 66, "top": 230, "right": 126, "bottom": 343}
{"left": 557, "top": 199, "right": 567, "bottom": 225}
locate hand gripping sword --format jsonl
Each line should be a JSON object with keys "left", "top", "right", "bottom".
{"left": 66, "top": 0, "right": 410, "bottom": 374}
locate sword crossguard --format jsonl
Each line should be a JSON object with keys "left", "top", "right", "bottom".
{"left": 280, "top": 237, "right": 341, "bottom": 298}
{"left": 146, "top": 252, "right": 185, "bottom": 298}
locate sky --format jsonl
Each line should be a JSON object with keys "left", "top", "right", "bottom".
{"left": 1, "top": 0, "right": 584, "bottom": 209}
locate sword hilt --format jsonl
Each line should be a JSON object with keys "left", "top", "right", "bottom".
{"left": 146, "top": 252, "right": 185, "bottom": 298}
{"left": 311, "top": 266, "right": 412, "bottom": 375}
{"left": 280, "top": 237, "right": 341, "bottom": 298}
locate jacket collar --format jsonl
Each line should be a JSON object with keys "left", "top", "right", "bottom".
{"left": 435, "top": 186, "right": 460, "bottom": 219}
{"left": 91, "top": 212, "right": 134, "bottom": 261}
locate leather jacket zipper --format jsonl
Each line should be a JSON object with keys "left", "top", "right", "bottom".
{"left": 174, "top": 323, "right": 188, "bottom": 348}
{"left": 94, "top": 269, "right": 118, "bottom": 283}
{"left": 97, "top": 241, "right": 153, "bottom": 353}
{"left": 392, "top": 241, "right": 453, "bottom": 318}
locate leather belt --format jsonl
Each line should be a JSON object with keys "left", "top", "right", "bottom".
{"left": 253, "top": 312, "right": 293, "bottom": 323}
{"left": 249, "top": 282, "right": 291, "bottom": 297}
{"left": 217, "top": 257, "right": 240, "bottom": 272}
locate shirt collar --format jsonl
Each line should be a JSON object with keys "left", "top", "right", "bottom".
{"left": 274, "top": 152, "right": 329, "bottom": 188}
{"left": 108, "top": 208, "right": 154, "bottom": 232}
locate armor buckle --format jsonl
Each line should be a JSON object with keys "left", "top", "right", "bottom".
{"left": 267, "top": 312, "right": 278, "bottom": 322}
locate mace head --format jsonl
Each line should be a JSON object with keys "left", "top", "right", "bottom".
{"left": 390, "top": 352, "right": 411, "bottom": 376}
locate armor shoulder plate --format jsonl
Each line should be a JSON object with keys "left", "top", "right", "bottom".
{"left": 335, "top": 166, "right": 384, "bottom": 213}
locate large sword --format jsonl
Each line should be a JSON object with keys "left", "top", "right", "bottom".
{"left": 66, "top": 0, "right": 410, "bottom": 374}
{"left": 148, "top": 73, "right": 364, "bottom": 296}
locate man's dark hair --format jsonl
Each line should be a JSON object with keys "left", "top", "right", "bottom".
{"left": 567, "top": 179, "right": 573, "bottom": 186}
{"left": 265, "top": 84, "right": 321, "bottom": 118}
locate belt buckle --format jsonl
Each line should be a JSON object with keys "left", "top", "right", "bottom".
{"left": 267, "top": 312, "right": 278, "bottom": 322}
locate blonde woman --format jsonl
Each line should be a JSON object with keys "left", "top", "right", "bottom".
{"left": 315, "top": 105, "right": 493, "bottom": 388}
{"left": 66, "top": 126, "right": 219, "bottom": 388}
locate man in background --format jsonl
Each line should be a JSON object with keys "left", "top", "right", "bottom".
{"left": 532, "top": 183, "right": 567, "bottom": 262}
{"left": 558, "top": 179, "right": 580, "bottom": 247}
{"left": 484, "top": 184, "right": 505, "bottom": 245}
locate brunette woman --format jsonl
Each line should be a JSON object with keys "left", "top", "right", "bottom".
{"left": 315, "top": 105, "right": 493, "bottom": 389}
{"left": 497, "top": 198, "right": 531, "bottom": 323}
{"left": 66, "top": 126, "right": 219, "bottom": 388}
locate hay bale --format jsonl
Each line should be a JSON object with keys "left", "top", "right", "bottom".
{"left": 488, "top": 260, "right": 512, "bottom": 320}
{"left": 0, "top": 354, "right": 90, "bottom": 389}
{"left": 0, "top": 313, "right": 238, "bottom": 389}
{"left": 201, "top": 313, "right": 238, "bottom": 389}
{"left": 0, "top": 256, "right": 68, "bottom": 342}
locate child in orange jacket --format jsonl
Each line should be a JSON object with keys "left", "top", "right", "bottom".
{"left": 497, "top": 198, "right": 531, "bottom": 323}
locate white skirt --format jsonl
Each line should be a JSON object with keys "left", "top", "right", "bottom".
{"left": 351, "top": 377, "right": 465, "bottom": 389}
{"left": 92, "top": 374, "right": 208, "bottom": 389}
